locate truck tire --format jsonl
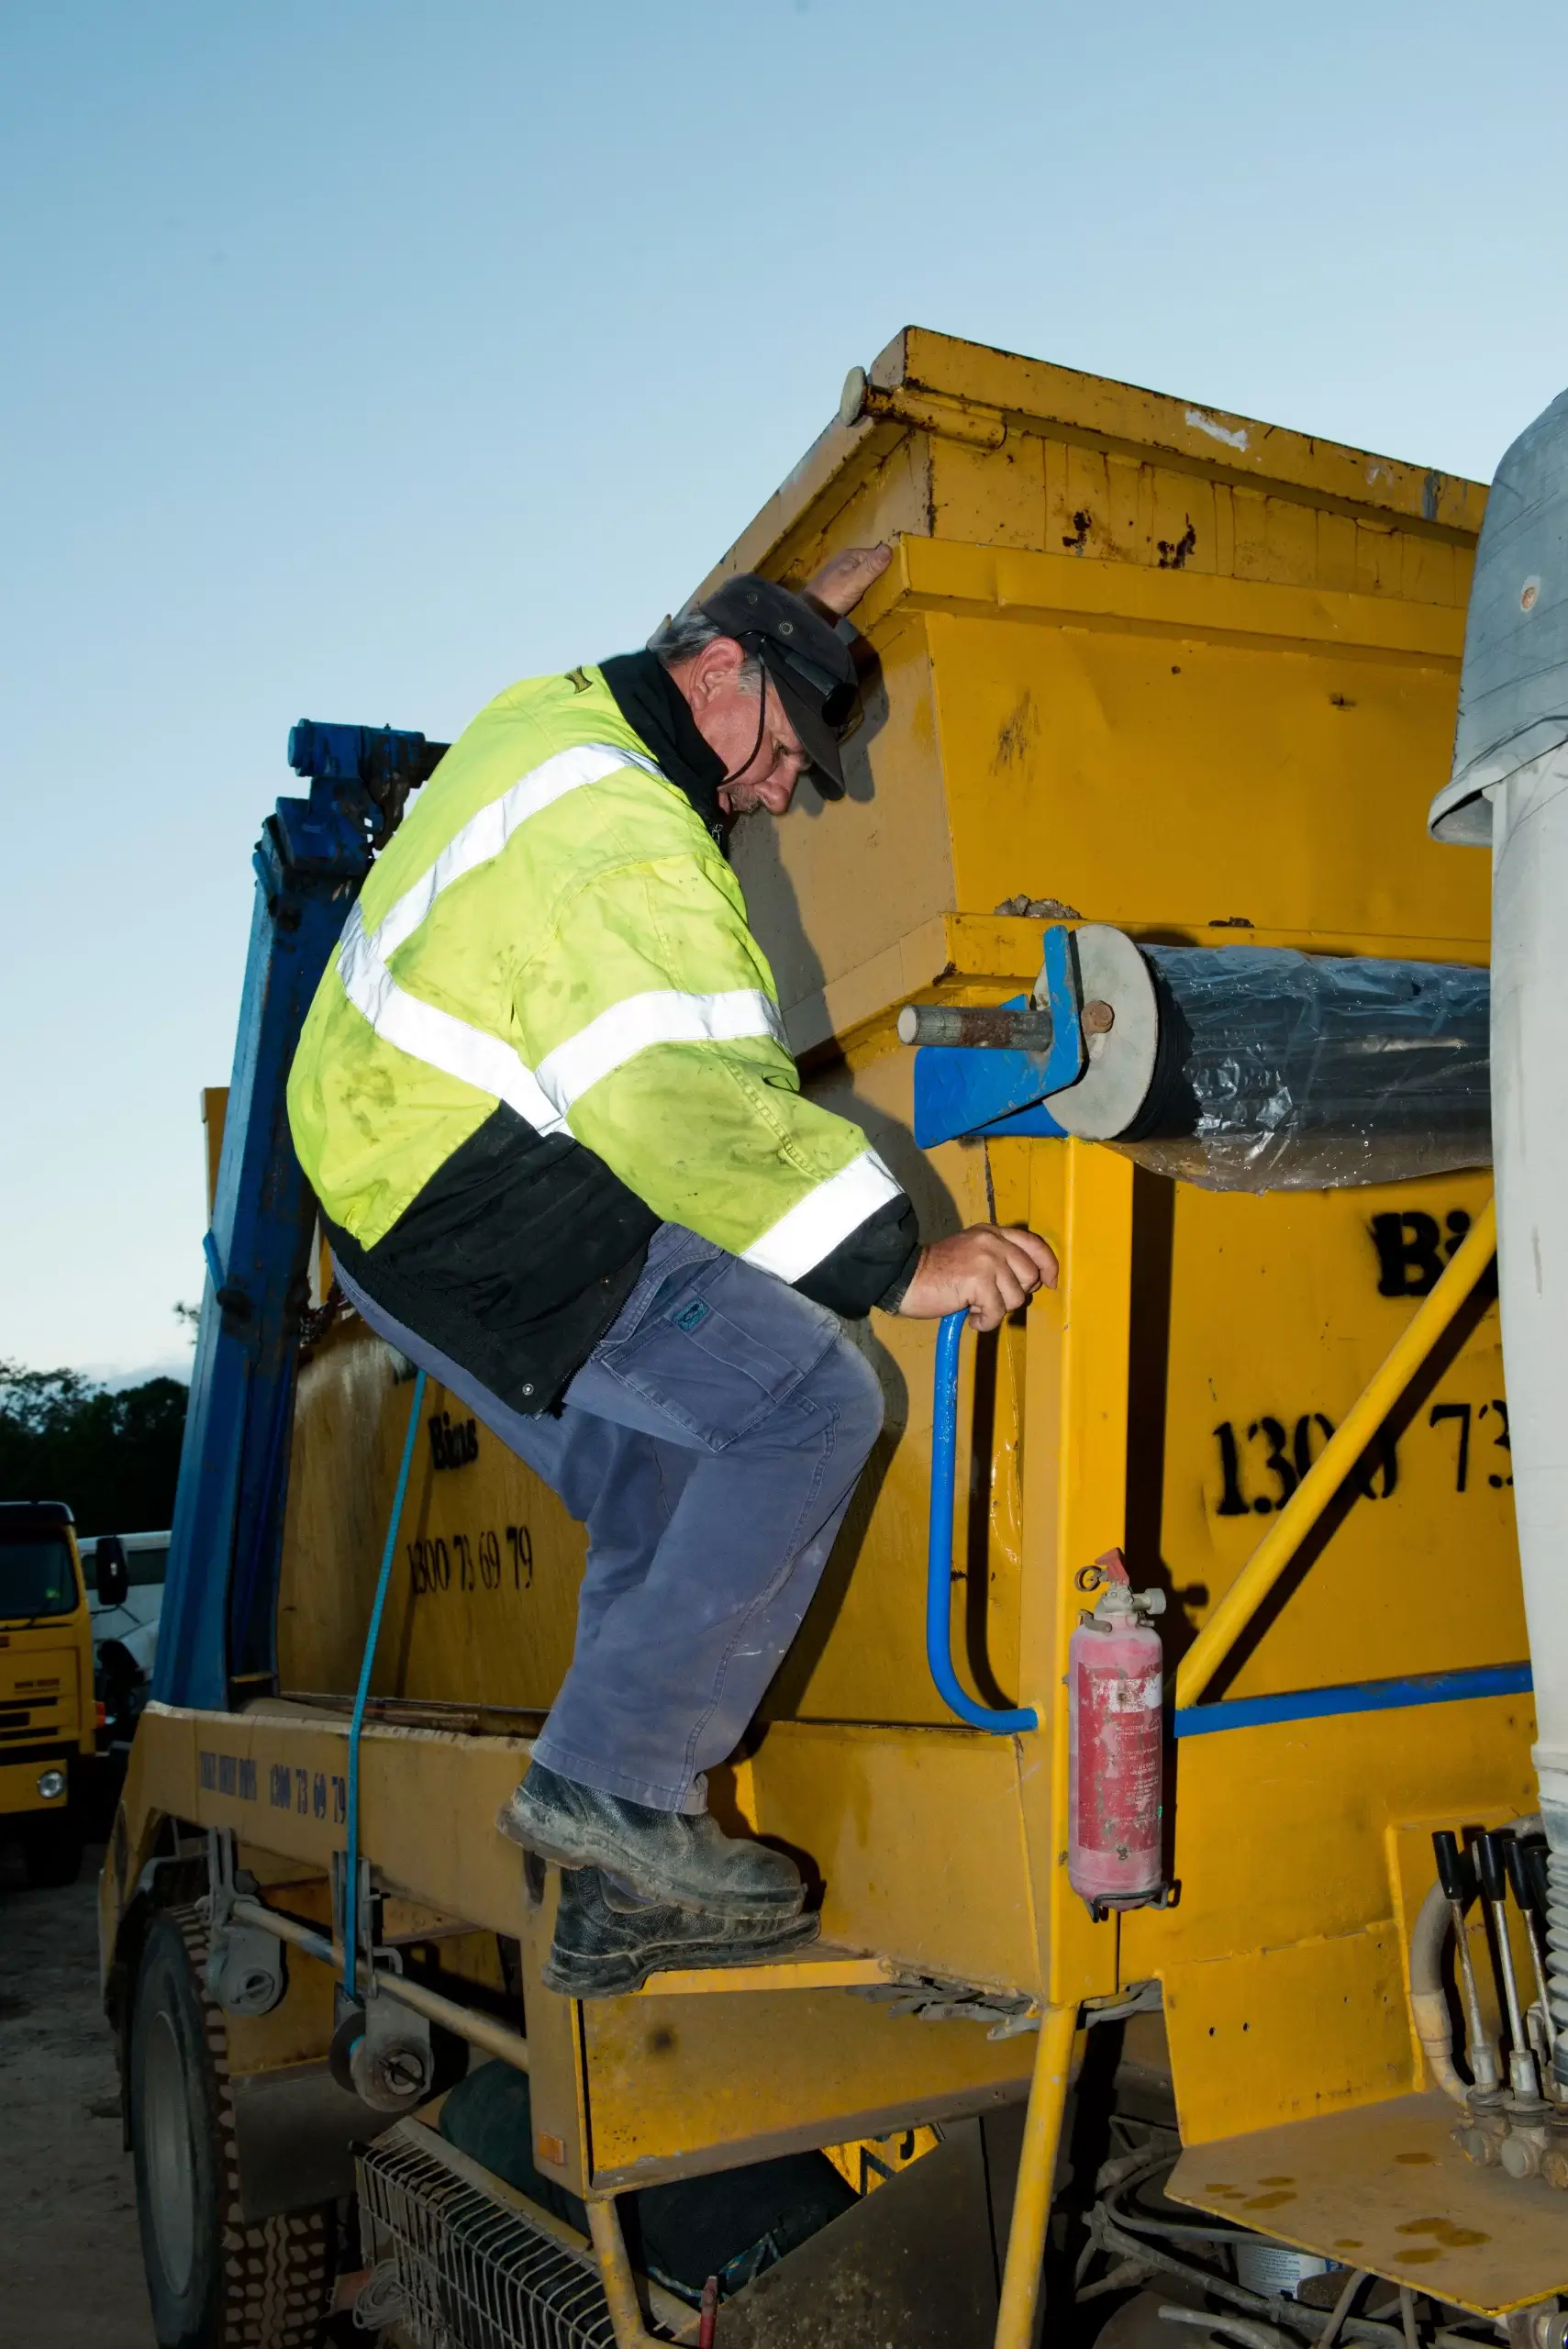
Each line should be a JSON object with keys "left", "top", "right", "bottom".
{"left": 23, "top": 1813, "right": 83, "bottom": 1887}
{"left": 129, "top": 1907, "right": 337, "bottom": 2348}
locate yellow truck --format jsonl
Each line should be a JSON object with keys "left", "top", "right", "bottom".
{"left": 101, "top": 329, "right": 1561, "bottom": 2349}
{"left": 2, "top": 1499, "right": 103, "bottom": 1886}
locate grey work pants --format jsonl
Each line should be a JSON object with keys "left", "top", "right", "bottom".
{"left": 335, "top": 1224, "right": 884, "bottom": 1813}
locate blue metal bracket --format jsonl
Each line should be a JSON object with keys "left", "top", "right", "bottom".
{"left": 155, "top": 721, "right": 442, "bottom": 1713}
{"left": 912, "top": 926, "right": 1082, "bottom": 1148}
{"left": 927, "top": 1311, "right": 1039, "bottom": 1734}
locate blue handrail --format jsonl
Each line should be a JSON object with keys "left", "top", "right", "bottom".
{"left": 928, "top": 1311, "right": 1040, "bottom": 1734}
{"left": 344, "top": 1367, "right": 427, "bottom": 2000}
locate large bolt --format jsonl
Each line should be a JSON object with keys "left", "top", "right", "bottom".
{"left": 350, "top": 2031, "right": 432, "bottom": 2113}
{"left": 1501, "top": 2132, "right": 1544, "bottom": 2180}
{"left": 1082, "top": 999, "right": 1116, "bottom": 1035}
{"left": 1455, "top": 2124, "right": 1499, "bottom": 2165}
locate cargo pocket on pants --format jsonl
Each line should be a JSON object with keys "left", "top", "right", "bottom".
{"left": 594, "top": 1257, "right": 838, "bottom": 1451}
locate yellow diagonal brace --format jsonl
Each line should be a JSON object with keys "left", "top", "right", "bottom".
{"left": 1175, "top": 1195, "right": 1497, "bottom": 1711}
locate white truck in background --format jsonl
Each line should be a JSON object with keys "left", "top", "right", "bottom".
{"left": 83, "top": 1530, "right": 168, "bottom": 1749}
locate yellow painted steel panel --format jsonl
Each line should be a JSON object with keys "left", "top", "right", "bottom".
{"left": 1122, "top": 1702, "right": 1535, "bottom": 2145}
{"left": 736, "top": 1722, "right": 1040, "bottom": 1994}
{"left": 1168, "top": 2092, "right": 1568, "bottom": 2315}
{"left": 131, "top": 1701, "right": 534, "bottom": 1939}
{"left": 927, "top": 606, "right": 1476, "bottom": 948}
{"left": 1161, "top": 1925, "right": 1414, "bottom": 2143}
{"left": 580, "top": 1982, "right": 1033, "bottom": 2189}
{"left": 1130, "top": 1703, "right": 1536, "bottom": 1978}
{"left": 1157, "top": 1174, "right": 1518, "bottom": 1700}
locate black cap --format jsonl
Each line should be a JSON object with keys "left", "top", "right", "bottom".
{"left": 697, "top": 573, "right": 862, "bottom": 798}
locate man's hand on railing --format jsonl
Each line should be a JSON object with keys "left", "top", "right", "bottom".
{"left": 896, "top": 1225, "right": 1059, "bottom": 1332}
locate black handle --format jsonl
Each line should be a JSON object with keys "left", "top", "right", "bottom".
{"left": 1433, "top": 1829, "right": 1472, "bottom": 1903}
{"left": 1525, "top": 1841, "right": 1551, "bottom": 1918}
{"left": 1505, "top": 1833, "right": 1536, "bottom": 1910}
{"left": 1473, "top": 1829, "right": 1507, "bottom": 1904}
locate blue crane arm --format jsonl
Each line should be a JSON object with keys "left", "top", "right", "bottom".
{"left": 153, "top": 722, "right": 444, "bottom": 1712}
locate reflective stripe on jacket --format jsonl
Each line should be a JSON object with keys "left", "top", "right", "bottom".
{"left": 286, "top": 664, "right": 904, "bottom": 1286}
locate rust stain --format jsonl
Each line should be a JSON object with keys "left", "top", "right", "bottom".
{"left": 1401, "top": 2250, "right": 1443, "bottom": 2266}
{"left": 1334, "top": 2239, "right": 1364, "bottom": 2251}
{"left": 1157, "top": 518, "right": 1197, "bottom": 570}
{"left": 1396, "top": 2218, "right": 1489, "bottom": 2248}
{"left": 1394, "top": 2152, "right": 1437, "bottom": 2165}
{"left": 1243, "top": 2191, "right": 1296, "bottom": 2211}
{"left": 1062, "top": 509, "right": 1092, "bottom": 554}
{"left": 1258, "top": 2175, "right": 1295, "bottom": 2186}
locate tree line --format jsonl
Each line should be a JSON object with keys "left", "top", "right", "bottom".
{"left": 0, "top": 1363, "right": 189, "bottom": 1536}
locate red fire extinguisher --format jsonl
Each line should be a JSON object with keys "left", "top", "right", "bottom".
{"left": 1068, "top": 1548, "right": 1166, "bottom": 1912}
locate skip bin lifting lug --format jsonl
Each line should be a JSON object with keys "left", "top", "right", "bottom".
{"left": 323, "top": 1851, "right": 437, "bottom": 2114}
{"left": 332, "top": 1988, "right": 435, "bottom": 2116}
{"left": 201, "top": 1827, "right": 286, "bottom": 2018}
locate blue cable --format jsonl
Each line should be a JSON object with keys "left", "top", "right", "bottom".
{"left": 344, "top": 1366, "right": 427, "bottom": 2002}
{"left": 927, "top": 1311, "right": 1039, "bottom": 1734}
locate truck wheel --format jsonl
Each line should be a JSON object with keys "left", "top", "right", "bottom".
{"left": 24, "top": 1815, "right": 83, "bottom": 1887}
{"left": 129, "top": 1908, "right": 337, "bottom": 2348}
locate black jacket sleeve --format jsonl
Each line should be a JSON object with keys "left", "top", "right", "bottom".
{"left": 793, "top": 1195, "right": 921, "bottom": 1319}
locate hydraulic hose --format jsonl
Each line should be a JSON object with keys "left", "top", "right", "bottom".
{"left": 1407, "top": 1876, "right": 1472, "bottom": 2109}
{"left": 1160, "top": 2309, "right": 1289, "bottom": 2349}
{"left": 344, "top": 1366, "right": 427, "bottom": 2000}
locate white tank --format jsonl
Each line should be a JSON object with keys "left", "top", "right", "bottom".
{"left": 1430, "top": 387, "right": 1568, "bottom": 2076}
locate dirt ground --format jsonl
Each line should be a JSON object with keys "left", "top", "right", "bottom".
{"left": 0, "top": 1834, "right": 157, "bottom": 2348}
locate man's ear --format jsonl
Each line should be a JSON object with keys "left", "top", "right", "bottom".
{"left": 681, "top": 634, "right": 748, "bottom": 710}
{"left": 802, "top": 543, "right": 893, "bottom": 618}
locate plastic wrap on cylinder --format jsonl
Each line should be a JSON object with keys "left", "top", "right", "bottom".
{"left": 1113, "top": 947, "right": 1490, "bottom": 1191}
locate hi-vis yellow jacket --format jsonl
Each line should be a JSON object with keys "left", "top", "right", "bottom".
{"left": 287, "top": 662, "right": 913, "bottom": 1388}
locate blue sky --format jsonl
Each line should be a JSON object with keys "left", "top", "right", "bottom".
{"left": 5, "top": 0, "right": 1567, "bottom": 1380}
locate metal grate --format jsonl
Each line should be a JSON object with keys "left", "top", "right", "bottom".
{"left": 357, "top": 2123, "right": 619, "bottom": 2349}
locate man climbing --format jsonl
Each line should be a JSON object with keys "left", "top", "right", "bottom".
{"left": 286, "top": 546, "right": 1058, "bottom": 1994}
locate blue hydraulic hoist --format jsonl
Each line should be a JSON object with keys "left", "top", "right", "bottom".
{"left": 153, "top": 720, "right": 446, "bottom": 1713}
